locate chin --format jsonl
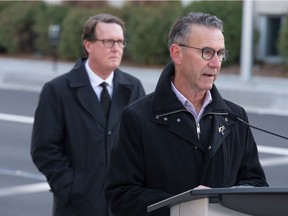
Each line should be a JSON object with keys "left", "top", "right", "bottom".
{"left": 109, "top": 62, "right": 120, "bottom": 68}
{"left": 202, "top": 82, "right": 214, "bottom": 90}
{"left": 111, "top": 59, "right": 121, "bottom": 66}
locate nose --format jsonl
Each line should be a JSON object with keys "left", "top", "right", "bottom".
{"left": 208, "top": 54, "right": 222, "bottom": 68}
{"left": 111, "top": 42, "right": 122, "bottom": 50}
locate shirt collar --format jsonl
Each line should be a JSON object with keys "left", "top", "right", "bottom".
{"left": 85, "top": 60, "right": 114, "bottom": 88}
{"left": 171, "top": 80, "right": 212, "bottom": 121}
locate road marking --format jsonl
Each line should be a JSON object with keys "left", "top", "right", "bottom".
{"left": 0, "top": 168, "right": 45, "bottom": 181}
{"left": 260, "top": 156, "right": 288, "bottom": 167}
{"left": 257, "top": 145, "right": 288, "bottom": 156}
{"left": 0, "top": 113, "right": 33, "bottom": 124}
{"left": 258, "top": 146, "right": 288, "bottom": 167}
{"left": 0, "top": 144, "right": 288, "bottom": 197}
{"left": 0, "top": 182, "right": 50, "bottom": 197}
{"left": 0, "top": 112, "right": 287, "bottom": 196}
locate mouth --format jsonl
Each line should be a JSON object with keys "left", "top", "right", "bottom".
{"left": 203, "top": 73, "right": 214, "bottom": 78}
{"left": 109, "top": 57, "right": 120, "bottom": 62}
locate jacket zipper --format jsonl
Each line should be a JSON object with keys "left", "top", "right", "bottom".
{"left": 196, "top": 122, "right": 201, "bottom": 139}
{"left": 156, "top": 110, "right": 229, "bottom": 140}
{"left": 195, "top": 112, "right": 228, "bottom": 140}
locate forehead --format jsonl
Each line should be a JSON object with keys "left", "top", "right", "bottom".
{"left": 95, "top": 22, "right": 124, "bottom": 38}
{"left": 188, "top": 24, "right": 225, "bottom": 48}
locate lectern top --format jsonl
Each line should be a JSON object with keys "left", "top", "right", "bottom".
{"left": 147, "top": 187, "right": 288, "bottom": 213}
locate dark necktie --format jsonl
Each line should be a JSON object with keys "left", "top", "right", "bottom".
{"left": 100, "top": 82, "right": 111, "bottom": 119}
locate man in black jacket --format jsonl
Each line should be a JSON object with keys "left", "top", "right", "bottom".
{"left": 105, "top": 12, "right": 268, "bottom": 216}
{"left": 31, "top": 13, "right": 145, "bottom": 216}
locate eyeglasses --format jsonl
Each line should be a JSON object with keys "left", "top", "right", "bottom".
{"left": 178, "top": 44, "right": 230, "bottom": 62}
{"left": 95, "top": 39, "right": 126, "bottom": 48}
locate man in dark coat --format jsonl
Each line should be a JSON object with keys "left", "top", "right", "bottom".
{"left": 30, "top": 14, "right": 145, "bottom": 216}
{"left": 105, "top": 12, "right": 268, "bottom": 216}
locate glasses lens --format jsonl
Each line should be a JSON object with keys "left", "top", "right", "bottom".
{"left": 217, "top": 50, "right": 230, "bottom": 62}
{"left": 202, "top": 48, "right": 215, "bottom": 60}
{"left": 202, "top": 48, "right": 230, "bottom": 62}
{"left": 103, "top": 40, "right": 126, "bottom": 48}
{"left": 103, "top": 40, "right": 114, "bottom": 48}
{"left": 223, "top": 50, "right": 230, "bottom": 61}
{"left": 217, "top": 50, "right": 226, "bottom": 62}
{"left": 121, "top": 40, "right": 126, "bottom": 48}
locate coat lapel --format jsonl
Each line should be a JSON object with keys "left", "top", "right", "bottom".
{"left": 76, "top": 86, "right": 107, "bottom": 127}
{"left": 107, "top": 70, "right": 134, "bottom": 129}
{"left": 67, "top": 59, "right": 107, "bottom": 128}
{"left": 202, "top": 113, "right": 235, "bottom": 173}
{"left": 108, "top": 85, "right": 129, "bottom": 129}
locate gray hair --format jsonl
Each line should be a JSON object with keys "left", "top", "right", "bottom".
{"left": 168, "top": 12, "right": 224, "bottom": 48}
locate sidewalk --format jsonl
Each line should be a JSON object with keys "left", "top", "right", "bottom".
{"left": 1, "top": 57, "right": 288, "bottom": 116}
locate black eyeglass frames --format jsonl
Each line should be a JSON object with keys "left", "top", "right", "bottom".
{"left": 94, "top": 39, "right": 126, "bottom": 48}
{"left": 178, "top": 44, "right": 230, "bottom": 62}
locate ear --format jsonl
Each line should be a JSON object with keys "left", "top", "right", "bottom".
{"left": 83, "top": 40, "right": 92, "bottom": 54}
{"left": 170, "top": 44, "right": 182, "bottom": 65}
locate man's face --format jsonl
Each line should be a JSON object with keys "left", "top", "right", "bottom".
{"left": 84, "top": 22, "right": 124, "bottom": 76}
{"left": 174, "top": 25, "right": 225, "bottom": 94}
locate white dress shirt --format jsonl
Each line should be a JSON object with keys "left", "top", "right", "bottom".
{"left": 85, "top": 60, "right": 114, "bottom": 101}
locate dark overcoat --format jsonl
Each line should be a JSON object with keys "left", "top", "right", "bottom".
{"left": 31, "top": 58, "right": 145, "bottom": 216}
{"left": 105, "top": 62, "right": 268, "bottom": 216}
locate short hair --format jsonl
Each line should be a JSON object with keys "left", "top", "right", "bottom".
{"left": 82, "top": 13, "right": 126, "bottom": 42}
{"left": 82, "top": 13, "right": 126, "bottom": 56}
{"left": 168, "top": 12, "right": 224, "bottom": 48}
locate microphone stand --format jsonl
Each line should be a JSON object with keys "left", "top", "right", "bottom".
{"left": 236, "top": 117, "right": 288, "bottom": 141}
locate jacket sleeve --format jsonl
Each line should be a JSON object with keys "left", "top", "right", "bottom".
{"left": 105, "top": 107, "right": 172, "bottom": 216}
{"left": 235, "top": 109, "right": 268, "bottom": 187}
{"left": 30, "top": 82, "right": 73, "bottom": 205}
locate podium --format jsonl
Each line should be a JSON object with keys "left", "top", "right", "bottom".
{"left": 147, "top": 187, "right": 288, "bottom": 216}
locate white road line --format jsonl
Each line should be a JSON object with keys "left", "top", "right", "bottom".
{"left": 260, "top": 156, "right": 288, "bottom": 167}
{"left": 0, "top": 112, "right": 288, "bottom": 197}
{"left": 0, "top": 144, "right": 287, "bottom": 197}
{"left": 0, "top": 168, "right": 45, "bottom": 181}
{"left": 257, "top": 145, "right": 288, "bottom": 156}
{"left": 0, "top": 182, "right": 50, "bottom": 197}
{"left": 0, "top": 113, "right": 33, "bottom": 124}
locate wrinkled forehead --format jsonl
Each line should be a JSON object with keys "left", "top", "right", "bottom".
{"left": 188, "top": 25, "right": 225, "bottom": 48}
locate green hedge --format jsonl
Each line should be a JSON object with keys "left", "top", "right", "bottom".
{"left": 122, "top": 2, "right": 182, "bottom": 65}
{"left": 33, "top": 4, "right": 70, "bottom": 56}
{"left": 183, "top": 1, "right": 242, "bottom": 65}
{"left": 0, "top": 1, "right": 249, "bottom": 66}
{"left": 0, "top": 2, "right": 44, "bottom": 54}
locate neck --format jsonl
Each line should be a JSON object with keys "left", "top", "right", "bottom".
{"left": 88, "top": 60, "right": 113, "bottom": 80}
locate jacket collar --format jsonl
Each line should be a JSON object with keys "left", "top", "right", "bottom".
{"left": 152, "top": 62, "right": 234, "bottom": 117}
{"left": 66, "top": 58, "right": 135, "bottom": 128}
{"left": 67, "top": 58, "right": 135, "bottom": 91}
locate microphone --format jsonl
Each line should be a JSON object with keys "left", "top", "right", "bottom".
{"left": 227, "top": 113, "right": 288, "bottom": 141}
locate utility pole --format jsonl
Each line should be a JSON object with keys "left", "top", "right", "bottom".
{"left": 49, "top": 24, "right": 61, "bottom": 72}
{"left": 240, "top": 0, "right": 254, "bottom": 82}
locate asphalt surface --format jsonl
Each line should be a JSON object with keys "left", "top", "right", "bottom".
{"left": 0, "top": 57, "right": 288, "bottom": 216}
{"left": 1, "top": 56, "right": 288, "bottom": 117}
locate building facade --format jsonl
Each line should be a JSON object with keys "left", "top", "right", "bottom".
{"left": 254, "top": 1, "right": 288, "bottom": 63}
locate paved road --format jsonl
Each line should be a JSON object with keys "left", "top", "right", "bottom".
{"left": 1, "top": 56, "right": 288, "bottom": 115}
{"left": 1, "top": 57, "right": 288, "bottom": 215}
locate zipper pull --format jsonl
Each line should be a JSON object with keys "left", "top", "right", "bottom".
{"left": 196, "top": 122, "right": 201, "bottom": 139}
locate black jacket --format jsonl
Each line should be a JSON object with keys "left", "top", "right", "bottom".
{"left": 105, "top": 62, "right": 268, "bottom": 216}
{"left": 31, "top": 58, "right": 145, "bottom": 216}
